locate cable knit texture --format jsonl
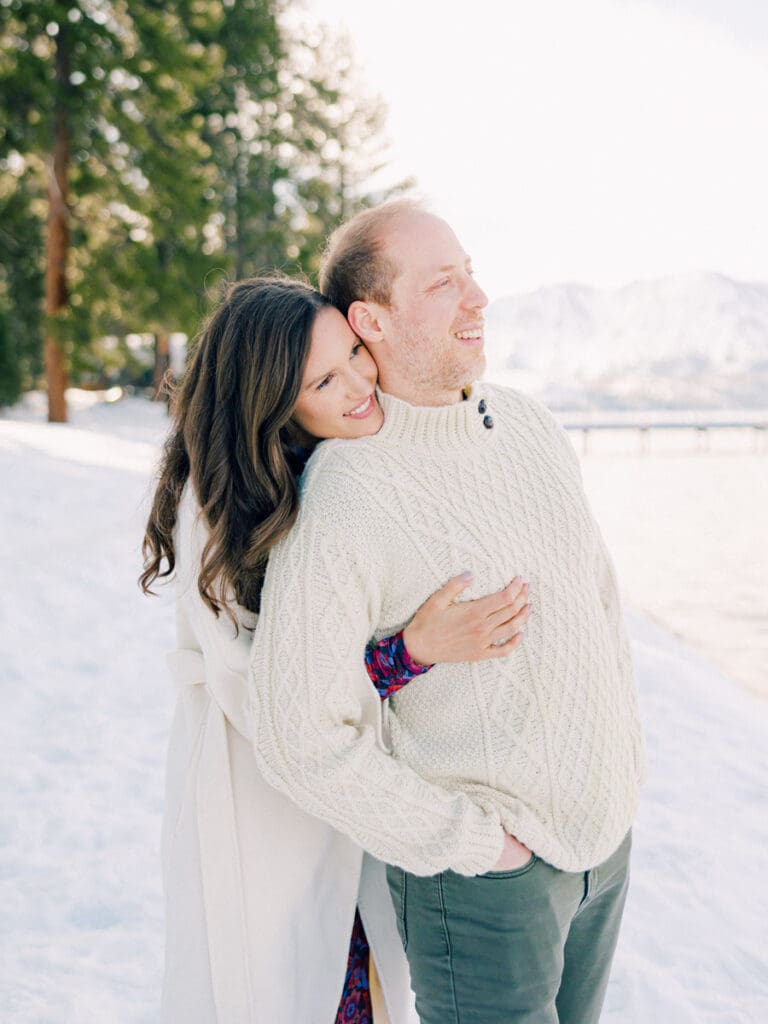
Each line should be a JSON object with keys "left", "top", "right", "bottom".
{"left": 249, "top": 383, "right": 645, "bottom": 876}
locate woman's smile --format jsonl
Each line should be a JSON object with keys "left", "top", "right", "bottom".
{"left": 345, "top": 394, "right": 376, "bottom": 418}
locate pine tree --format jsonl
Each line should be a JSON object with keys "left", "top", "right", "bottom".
{"left": 192, "top": 0, "right": 287, "bottom": 279}
{"left": 266, "top": 23, "right": 413, "bottom": 281}
{"left": 198, "top": 9, "right": 412, "bottom": 283}
{"left": 0, "top": 1, "right": 227, "bottom": 419}
{"left": 75, "top": 2, "right": 226, "bottom": 390}
{"left": 0, "top": 153, "right": 44, "bottom": 405}
{"left": 0, "top": 1, "right": 414, "bottom": 416}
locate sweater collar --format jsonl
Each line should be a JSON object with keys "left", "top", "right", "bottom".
{"left": 375, "top": 383, "right": 495, "bottom": 448}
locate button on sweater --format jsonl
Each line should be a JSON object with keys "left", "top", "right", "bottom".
{"left": 249, "top": 384, "right": 645, "bottom": 877}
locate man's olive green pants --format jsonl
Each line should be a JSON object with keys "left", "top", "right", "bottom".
{"left": 386, "top": 831, "right": 631, "bottom": 1023}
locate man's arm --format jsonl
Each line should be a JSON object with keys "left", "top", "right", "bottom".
{"left": 247, "top": 468, "right": 504, "bottom": 877}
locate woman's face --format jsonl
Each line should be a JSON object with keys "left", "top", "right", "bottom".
{"left": 291, "top": 306, "right": 384, "bottom": 441}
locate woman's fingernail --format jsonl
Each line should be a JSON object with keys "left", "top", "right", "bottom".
{"left": 460, "top": 570, "right": 473, "bottom": 581}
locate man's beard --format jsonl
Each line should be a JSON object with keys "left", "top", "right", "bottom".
{"left": 391, "top": 321, "right": 485, "bottom": 396}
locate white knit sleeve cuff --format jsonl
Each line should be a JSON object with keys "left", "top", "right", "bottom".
{"left": 450, "top": 812, "right": 507, "bottom": 877}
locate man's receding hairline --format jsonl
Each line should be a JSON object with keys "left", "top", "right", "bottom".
{"left": 376, "top": 210, "right": 464, "bottom": 295}
{"left": 376, "top": 206, "right": 439, "bottom": 247}
{"left": 318, "top": 198, "right": 437, "bottom": 310}
{"left": 373, "top": 207, "right": 443, "bottom": 290}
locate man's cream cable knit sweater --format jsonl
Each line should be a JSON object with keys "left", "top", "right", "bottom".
{"left": 248, "top": 384, "right": 645, "bottom": 877}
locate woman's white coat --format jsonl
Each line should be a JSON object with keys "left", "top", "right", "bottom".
{"left": 161, "top": 485, "right": 412, "bottom": 1023}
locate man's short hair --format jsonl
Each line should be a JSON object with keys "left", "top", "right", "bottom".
{"left": 318, "top": 198, "right": 427, "bottom": 314}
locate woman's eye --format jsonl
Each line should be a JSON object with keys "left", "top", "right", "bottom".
{"left": 351, "top": 342, "right": 364, "bottom": 358}
{"left": 437, "top": 278, "right": 450, "bottom": 288}
{"left": 317, "top": 374, "right": 333, "bottom": 391}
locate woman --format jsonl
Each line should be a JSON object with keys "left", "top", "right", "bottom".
{"left": 140, "top": 276, "right": 531, "bottom": 1023}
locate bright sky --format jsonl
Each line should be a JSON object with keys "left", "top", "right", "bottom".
{"left": 306, "top": 0, "right": 768, "bottom": 300}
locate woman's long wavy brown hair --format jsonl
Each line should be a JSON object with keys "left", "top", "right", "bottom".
{"left": 139, "top": 275, "right": 332, "bottom": 624}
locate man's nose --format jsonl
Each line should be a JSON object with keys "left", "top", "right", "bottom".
{"left": 463, "top": 275, "right": 489, "bottom": 310}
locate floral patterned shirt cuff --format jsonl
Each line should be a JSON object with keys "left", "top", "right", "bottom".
{"left": 364, "top": 629, "right": 433, "bottom": 700}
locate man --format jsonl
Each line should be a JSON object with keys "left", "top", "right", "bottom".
{"left": 249, "top": 199, "right": 645, "bottom": 1022}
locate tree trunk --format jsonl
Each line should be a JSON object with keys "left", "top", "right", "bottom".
{"left": 339, "top": 160, "right": 348, "bottom": 223}
{"left": 234, "top": 163, "right": 246, "bottom": 280}
{"left": 45, "top": 23, "right": 72, "bottom": 424}
{"left": 153, "top": 331, "right": 170, "bottom": 401}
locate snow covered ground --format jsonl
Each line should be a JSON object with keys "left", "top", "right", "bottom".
{"left": 1, "top": 394, "right": 767, "bottom": 1023}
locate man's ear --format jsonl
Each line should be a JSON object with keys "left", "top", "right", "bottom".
{"left": 348, "top": 300, "right": 385, "bottom": 345}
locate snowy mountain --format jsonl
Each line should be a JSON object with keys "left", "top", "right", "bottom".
{"left": 485, "top": 272, "right": 768, "bottom": 410}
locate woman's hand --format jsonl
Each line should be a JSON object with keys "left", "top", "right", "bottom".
{"left": 402, "top": 574, "right": 532, "bottom": 666}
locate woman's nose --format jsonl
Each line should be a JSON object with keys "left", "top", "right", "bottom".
{"left": 347, "top": 368, "right": 372, "bottom": 399}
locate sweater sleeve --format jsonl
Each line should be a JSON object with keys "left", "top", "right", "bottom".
{"left": 365, "top": 629, "right": 432, "bottom": 700}
{"left": 546, "top": 407, "right": 630, "bottom": 656}
{"left": 537, "top": 401, "right": 645, "bottom": 772}
{"left": 247, "top": 480, "right": 504, "bottom": 877}
{"left": 543, "top": 406, "right": 630, "bottom": 661}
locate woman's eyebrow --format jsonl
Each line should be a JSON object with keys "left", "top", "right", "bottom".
{"left": 304, "top": 367, "right": 333, "bottom": 389}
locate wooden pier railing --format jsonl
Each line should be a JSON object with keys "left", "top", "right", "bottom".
{"left": 555, "top": 413, "right": 768, "bottom": 454}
